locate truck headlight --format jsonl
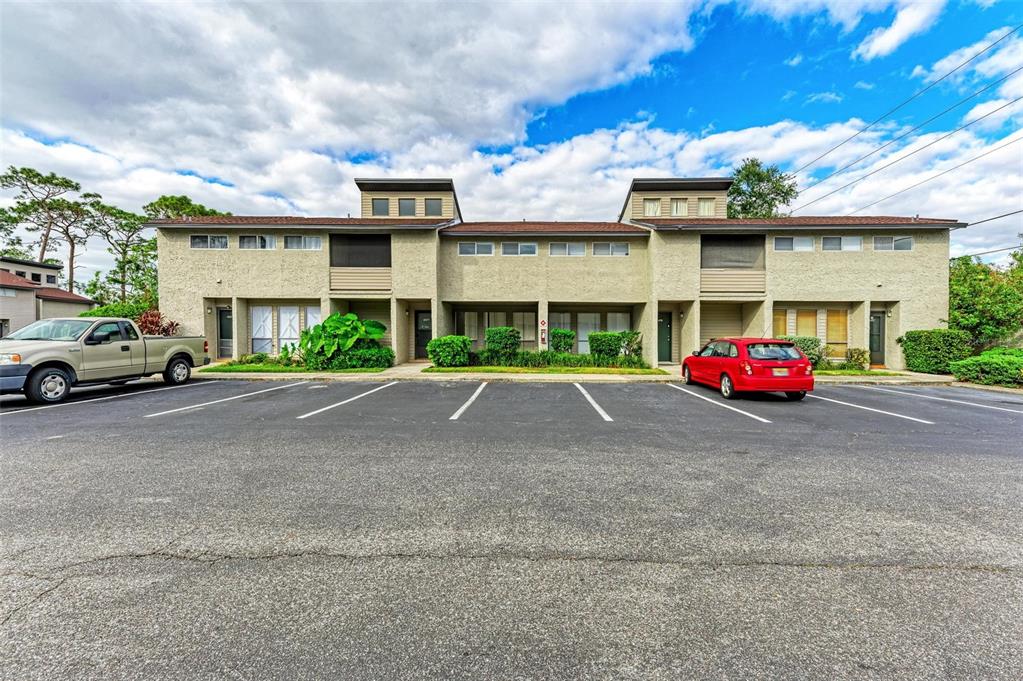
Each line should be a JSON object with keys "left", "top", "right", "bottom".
{"left": 0, "top": 353, "right": 22, "bottom": 365}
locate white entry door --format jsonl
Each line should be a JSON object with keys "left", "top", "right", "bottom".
{"left": 577, "top": 312, "right": 600, "bottom": 353}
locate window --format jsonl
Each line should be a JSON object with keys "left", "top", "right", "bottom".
{"left": 606, "top": 312, "right": 631, "bottom": 332}
{"left": 190, "top": 235, "right": 228, "bottom": 249}
{"left": 371, "top": 198, "right": 389, "bottom": 216}
{"left": 284, "top": 235, "right": 322, "bottom": 250}
{"left": 549, "top": 242, "right": 584, "bottom": 256}
{"left": 576, "top": 312, "right": 600, "bottom": 353}
{"left": 305, "top": 306, "right": 321, "bottom": 329}
{"left": 701, "top": 235, "right": 765, "bottom": 269}
{"left": 278, "top": 306, "right": 299, "bottom": 351}
{"left": 424, "top": 198, "right": 443, "bottom": 216}
{"left": 748, "top": 343, "right": 802, "bottom": 360}
{"left": 463, "top": 311, "right": 481, "bottom": 341}
{"left": 873, "top": 236, "right": 913, "bottom": 251}
{"left": 513, "top": 312, "right": 536, "bottom": 342}
{"left": 826, "top": 309, "right": 848, "bottom": 358}
{"left": 90, "top": 322, "right": 123, "bottom": 343}
{"left": 643, "top": 198, "right": 661, "bottom": 217}
{"left": 796, "top": 309, "right": 817, "bottom": 337}
{"left": 15, "top": 270, "right": 26, "bottom": 277}
{"left": 250, "top": 306, "right": 273, "bottom": 353}
{"left": 398, "top": 198, "right": 416, "bottom": 216}
{"left": 698, "top": 198, "right": 715, "bottom": 217}
{"left": 457, "top": 241, "right": 494, "bottom": 256}
{"left": 330, "top": 234, "right": 391, "bottom": 266}
{"left": 45, "top": 274, "right": 56, "bottom": 284}
{"left": 501, "top": 242, "right": 537, "bottom": 256}
{"left": 120, "top": 322, "right": 139, "bottom": 341}
{"left": 772, "top": 309, "right": 787, "bottom": 337}
{"left": 549, "top": 312, "right": 571, "bottom": 330}
{"left": 670, "top": 198, "right": 688, "bottom": 217}
{"left": 593, "top": 242, "right": 629, "bottom": 256}
{"left": 774, "top": 236, "right": 813, "bottom": 252}
{"left": 0, "top": 287, "right": 17, "bottom": 297}
{"left": 30, "top": 273, "right": 41, "bottom": 282}
{"left": 239, "top": 235, "right": 275, "bottom": 250}
{"left": 822, "top": 236, "right": 862, "bottom": 251}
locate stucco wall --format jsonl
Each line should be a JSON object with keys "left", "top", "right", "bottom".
{"left": 648, "top": 230, "right": 701, "bottom": 300}
{"left": 392, "top": 231, "right": 439, "bottom": 299}
{"left": 0, "top": 288, "right": 38, "bottom": 333}
{"left": 38, "top": 299, "right": 94, "bottom": 319}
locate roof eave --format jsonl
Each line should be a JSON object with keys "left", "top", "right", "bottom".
{"left": 440, "top": 230, "right": 649, "bottom": 237}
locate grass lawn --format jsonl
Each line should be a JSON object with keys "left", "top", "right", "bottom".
{"left": 201, "top": 363, "right": 386, "bottom": 374}
{"left": 814, "top": 369, "right": 902, "bottom": 376}
{"left": 423, "top": 366, "right": 668, "bottom": 375}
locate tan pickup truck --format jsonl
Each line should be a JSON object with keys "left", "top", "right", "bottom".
{"left": 0, "top": 317, "right": 209, "bottom": 403}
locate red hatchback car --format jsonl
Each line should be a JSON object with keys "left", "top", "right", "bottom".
{"left": 682, "top": 338, "right": 814, "bottom": 400}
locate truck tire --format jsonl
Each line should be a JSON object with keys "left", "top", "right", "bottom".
{"left": 163, "top": 357, "right": 191, "bottom": 385}
{"left": 26, "top": 367, "right": 72, "bottom": 403}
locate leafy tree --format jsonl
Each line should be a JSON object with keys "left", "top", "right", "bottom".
{"left": 124, "top": 237, "right": 159, "bottom": 304}
{"left": 46, "top": 196, "right": 98, "bottom": 291}
{"left": 143, "top": 195, "right": 230, "bottom": 219}
{"left": 89, "top": 199, "right": 147, "bottom": 302}
{"left": 77, "top": 270, "right": 117, "bottom": 306}
{"left": 948, "top": 254, "right": 1023, "bottom": 351}
{"left": 727, "top": 158, "right": 799, "bottom": 218}
{"left": 0, "top": 166, "right": 81, "bottom": 260}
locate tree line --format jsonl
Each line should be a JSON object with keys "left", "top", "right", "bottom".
{"left": 0, "top": 167, "right": 227, "bottom": 306}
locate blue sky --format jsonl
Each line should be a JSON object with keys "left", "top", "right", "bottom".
{"left": 0, "top": 1, "right": 1021, "bottom": 278}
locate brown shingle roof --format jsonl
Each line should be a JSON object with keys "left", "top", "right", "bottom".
{"left": 0, "top": 270, "right": 38, "bottom": 290}
{"left": 33, "top": 287, "right": 95, "bottom": 303}
{"left": 641, "top": 215, "right": 961, "bottom": 227}
{"left": 441, "top": 221, "right": 649, "bottom": 235}
{"left": 148, "top": 216, "right": 451, "bottom": 227}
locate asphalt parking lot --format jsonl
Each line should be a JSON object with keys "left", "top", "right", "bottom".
{"left": 2, "top": 378, "right": 1022, "bottom": 679}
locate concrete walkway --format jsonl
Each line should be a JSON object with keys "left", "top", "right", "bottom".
{"left": 196, "top": 362, "right": 957, "bottom": 385}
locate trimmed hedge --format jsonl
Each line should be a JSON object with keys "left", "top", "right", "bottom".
{"left": 305, "top": 339, "right": 394, "bottom": 370}
{"left": 427, "top": 335, "right": 472, "bottom": 367}
{"left": 473, "top": 349, "right": 648, "bottom": 369}
{"left": 549, "top": 328, "right": 575, "bottom": 353}
{"left": 588, "top": 331, "right": 623, "bottom": 357}
{"left": 80, "top": 300, "right": 152, "bottom": 319}
{"left": 897, "top": 329, "right": 972, "bottom": 374}
{"left": 780, "top": 336, "right": 828, "bottom": 367}
{"left": 949, "top": 348, "right": 1023, "bottom": 386}
{"left": 484, "top": 326, "right": 521, "bottom": 360}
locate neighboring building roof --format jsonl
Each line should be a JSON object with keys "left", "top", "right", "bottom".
{"left": 0, "top": 255, "right": 63, "bottom": 270}
{"left": 33, "top": 287, "right": 95, "bottom": 304}
{"left": 440, "top": 221, "right": 649, "bottom": 236}
{"left": 148, "top": 216, "right": 454, "bottom": 229}
{"left": 637, "top": 216, "right": 965, "bottom": 230}
{"left": 354, "top": 178, "right": 455, "bottom": 192}
{"left": 0, "top": 270, "right": 39, "bottom": 290}
{"left": 616, "top": 177, "right": 734, "bottom": 221}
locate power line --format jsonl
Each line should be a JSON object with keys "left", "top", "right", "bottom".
{"left": 801, "top": 65, "right": 1023, "bottom": 193}
{"left": 792, "top": 23, "right": 1023, "bottom": 175}
{"left": 845, "top": 135, "right": 1022, "bottom": 215}
{"left": 968, "top": 209, "right": 1023, "bottom": 227}
{"left": 952, "top": 244, "right": 1022, "bottom": 259}
{"left": 790, "top": 97, "right": 1023, "bottom": 213}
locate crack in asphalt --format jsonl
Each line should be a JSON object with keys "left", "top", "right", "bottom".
{"left": 0, "top": 577, "right": 68, "bottom": 626}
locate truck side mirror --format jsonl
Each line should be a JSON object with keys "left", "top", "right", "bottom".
{"left": 85, "top": 331, "right": 110, "bottom": 345}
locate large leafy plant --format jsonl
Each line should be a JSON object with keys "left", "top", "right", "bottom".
{"left": 299, "top": 312, "right": 386, "bottom": 359}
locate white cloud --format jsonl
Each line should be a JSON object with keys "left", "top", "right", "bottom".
{"left": 806, "top": 91, "right": 845, "bottom": 104}
{"left": 853, "top": 1, "right": 946, "bottom": 60}
{"left": 785, "top": 53, "right": 804, "bottom": 66}
{"left": 854, "top": 80, "right": 876, "bottom": 90}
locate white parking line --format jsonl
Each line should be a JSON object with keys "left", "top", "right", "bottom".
{"left": 807, "top": 393, "right": 934, "bottom": 424}
{"left": 2, "top": 380, "right": 221, "bottom": 415}
{"left": 450, "top": 382, "right": 487, "bottom": 420}
{"left": 853, "top": 385, "right": 1023, "bottom": 414}
{"left": 574, "top": 383, "right": 613, "bottom": 422}
{"left": 295, "top": 382, "right": 397, "bottom": 420}
{"left": 144, "top": 382, "right": 306, "bottom": 418}
{"left": 666, "top": 384, "right": 771, "bottom": 423}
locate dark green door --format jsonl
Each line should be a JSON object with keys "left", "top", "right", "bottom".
{"left": 657, "top": 312, "right": 672, "bottom": 363}
{"left": 869, "top": 312, "right": 885, "bottom": 365}
{"left": 217, "top": 308, "right": 233, "bottom": 358}
{"left": 415, "top": 311, "right": 432, "bottom": 359}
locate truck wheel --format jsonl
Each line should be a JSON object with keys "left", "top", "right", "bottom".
{"left": 26, "top": 367, "right": 72, "bottom": 403}
{"left": 163, "top": 358, "right": 191, "bottom": 385}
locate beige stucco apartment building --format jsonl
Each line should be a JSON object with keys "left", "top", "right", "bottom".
{"left": 154, "top": 178, "right": 962, "bottom": 370}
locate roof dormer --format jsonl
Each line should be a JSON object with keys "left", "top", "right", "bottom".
{"left": 619, "top": 177, "right": 732, "bottom": 222}
{"left": 355, "top": 178, "right": 462, "bottom": 221}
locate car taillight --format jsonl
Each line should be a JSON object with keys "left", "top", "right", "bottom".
{"left": 804, "top": 364, "right": 813, "bottom": 375}
{"left": 204, "top": 340, "right": 208, "bottom": 353}
{"left": 739, "top": 360, "right": 752, "bottom": 375}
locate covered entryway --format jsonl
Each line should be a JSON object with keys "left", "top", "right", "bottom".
{"left": 700, "top": 302, "right": 743, "bottom": 346}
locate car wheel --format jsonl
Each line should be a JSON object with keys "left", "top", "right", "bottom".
{"left": 785, "top": 391, "right": 807, "bottom": 401}
{"left": 682, "top": 365, "right": 692, "bottom": 384}
{"left": 163, "top": 358, "right": 191, "bottom": 385}
{"left": 26, "top": 367, "right": 72, "bottom": 403}
{"left": 719, "top": 374, "right": 737, "bottom": 400}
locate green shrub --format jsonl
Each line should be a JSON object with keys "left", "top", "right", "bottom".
{"left": 470, "top": 348, "right": 649, "bottom": 369}
{"left": 949, "top": 350, "right": 1023, "bottom": 386}
{"left": 326, "top": 342, "right": 395, "bottom": 369}
{"left": 484, "top": 326, "right": 521, "bottom": 360}
{"left": 549, "top": 328, "right": 575, "bottom": 353}
{"left": 427, "top": 335, "right": 472, "bottom": 367}
{"left": 780, "top": 336, "right": 828, "bottom": 367}
{"left": 80, "top": 300, "right": 152, "bottom": 320}
{"left": 897, "top": 329, "right": 972, "bottom": 374}
{"left": 588, "top": 331, "right": 623, "bottom": 357}
{"left": 300, "top": 312, "right": 390, "bottom": 370}
{"left": 239, "top": 352, "right": 269, "bottom": 365}
{"left": 837, "top": 347, "right": 870, "bottom": 370}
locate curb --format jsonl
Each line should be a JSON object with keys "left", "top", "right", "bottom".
{"left": 194, "top": 371, "right": 677, "bottom": 384}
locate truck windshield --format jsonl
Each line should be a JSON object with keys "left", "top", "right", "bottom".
{"left": 747, "top": 343, "right": 802, "bottom": 361}
{"left": 5, "top": 319, "right": 95, "bottom": 341}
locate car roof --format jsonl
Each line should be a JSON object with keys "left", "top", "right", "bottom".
{"left": 709, "top": 337, "right": 796, "bottom": 344}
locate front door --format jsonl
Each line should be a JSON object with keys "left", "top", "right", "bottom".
{"left": 657, "top": 312, "right": 672, "bottom": 363}
{"left": 217, "top": 308, "right": 233, "bottom": 358}
{"left": 869, "top": 312, "right": 885, "bottom": 365}
{"left": 415, "top": 311, "right": 432, "bottom": 359}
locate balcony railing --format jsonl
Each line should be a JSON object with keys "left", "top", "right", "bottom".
{"left": 329, "top": 267, "right": 392, "bottom": 292}
{"left": 700, "top": 268, "right": 766, "bottom": 294}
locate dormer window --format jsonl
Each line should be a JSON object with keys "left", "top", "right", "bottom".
{"left": 698, "top": 198, "right": 715, "bottom": 217}
{"left": 398, "top": 198, "right": 416, "bottom": 216}
{"left": 643, "top": 198, "right": 661, "bottom": 217}
{"left": 425, "top": 198, "right": 443, "bottom": 216}
{"left": 371, "top": 198, "right": 389, "bottom": 216}
{"left": 670, "top": 198, "right": 688, "bottom": 217}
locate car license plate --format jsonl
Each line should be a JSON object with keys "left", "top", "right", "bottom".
{"left": 772, "top": 368, "right": 789, "bottom": 376}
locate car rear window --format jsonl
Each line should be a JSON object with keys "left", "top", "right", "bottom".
{"left": 747, "top": 343, "right": 802, "bottom": 360}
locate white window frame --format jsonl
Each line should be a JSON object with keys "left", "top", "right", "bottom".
{"left": 822, "top": 236, "right": 862, "bottom": 252}
{"left": 549, "top": 242, "right": 585, "bottom": 256}
{"left": 606, "top": 312, "right": 631, "bottom": 332}
{"left": 698, "top": 198, "right": 715, "bottom": 217}
{"left": 513, "top": 311, "right": 536, "bottom": 342}
{"left": 304, "top": 305, "right": 322, "bottom": 329}
{"left": 278, "top": 306, "right": 299, "bottom": 352}
{"left": 670, "top": 198, "right": 688, "bottom": 217}
{"left": 643, "top": 198, "right": 661, "bottom": 217}
{"left": 250, "top": 305, "right": 273, "bottom": 353}
{"left": 0, "top": 287, "right": 17, "bottom": 297}
{"left": 283, "top": 235, "right": 322, "bottom": 250}
{"left": 774, "top": 236, "right": 814, "bottom": 252}
{"left": 189, "top": 234, "right": 228, "bottom": 249}
{"left": 239, "top": 235, "right": 276, "bottom": 250}
{"left": 457, "top": 241, "right": 494, "bottom": 256}
{"left": 593, "top": 242, "right": 630, "bottom": 256}
{"left": 873, "top": 235, "right": 913, "bottom": 251}
{"left": 501, "top": 242, "right": 538, "bottom": 256}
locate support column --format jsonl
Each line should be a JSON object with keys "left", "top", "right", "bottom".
{"left": 230, "top": 297, "right": 247, "bottom": 360}
{"left": 742, "top": 298, "right": 771, "bottom": 338}
{"left": 390, "top": 298, "right": 409, "bottom": 364}
{"left": 850, "top": 300, "right": 869, "bottom": 352}
{"left": 639, "top": 299, "right": 658, "bottom": 367}
{"left": 537, "top": 299, "right": 549, "bottom": 350}
{"left": 680, "top": 300, "right": 700, "bottom": 355}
